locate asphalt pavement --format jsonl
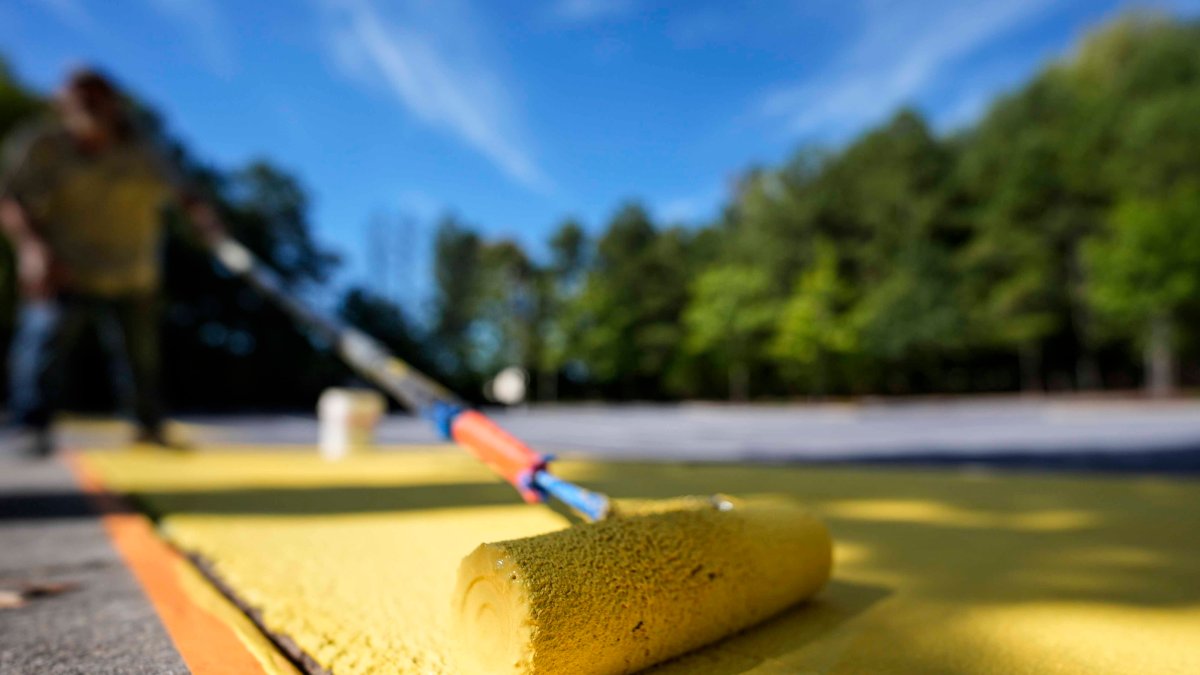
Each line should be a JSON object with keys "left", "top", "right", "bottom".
{"left": 187, "top": 397, "right": 1200, "bottom": 471}
{"left": 0, "top": 455, "right": 187, "bottom": 675}
{"left": 2, "top": 396, "right": 1198, "bottom": 674}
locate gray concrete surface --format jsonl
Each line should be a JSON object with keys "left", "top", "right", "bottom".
{"left": 0, "top": 456, "right": 187, "bottom": 675}
{"left": 168, "top": 397, "right": 1200, "bottom": 471}
{"left": 4, "top": 396, "right": 1197, "bottom": 675}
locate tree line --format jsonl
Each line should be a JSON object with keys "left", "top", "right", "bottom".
{"left": 429, "top": 15, "right": 1200, "bottom": 401}
{"left": 1, "top": 14, "right": 1197, "bottom": 410}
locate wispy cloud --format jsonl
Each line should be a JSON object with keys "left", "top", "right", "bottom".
{"left": 657, "top": 194, "right": 708, "bottom": 224}
{"left": 319, "top": 0, "right": 549, "bottom": 192}
{"left": 757, "top": 0, "right": 1062, "bottom": 140}
{"left": 141, "top": 0, "right": 235, "bottom": 75}
{"left": 549, "top": 0, "right": 635, "bottom": 25}
{"left": 657, "top": 182, "right": 727, "bottom": 225}
{"left": 932, "top": 55, "right": 1037, "bottom": 133}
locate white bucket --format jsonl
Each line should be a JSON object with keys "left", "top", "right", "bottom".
{"left": 317, "top": 388, "right": 385, "bottom": 460}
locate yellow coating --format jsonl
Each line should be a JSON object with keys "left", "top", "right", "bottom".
{"left": 83, "top": 448, "right": 1200, "bottom": 674}
{"left": 174, "top": 555, "right": 302, "bottom": 675}
{"left": 454, "top": 496, "right": 831, "bottom": 674}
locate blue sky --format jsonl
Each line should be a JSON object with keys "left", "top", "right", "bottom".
{"left": 2, "top": 0, "right": 1198, "bottom": 308}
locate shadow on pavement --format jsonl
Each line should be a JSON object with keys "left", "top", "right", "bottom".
{"left": 650, "top": 580, "right": 890, "bottom": 674}
{"left": 756, "top": 444, "right": 1200, "bottom": 474}
{"left": 128, "top": 481, "right": 521, "bottom": 519}
{"left": 0, "top": 491, "right": 129, "bottom": 520}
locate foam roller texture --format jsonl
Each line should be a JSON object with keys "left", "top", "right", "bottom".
{"left": 453, "top": 496, "right": 832, "bottom": 674}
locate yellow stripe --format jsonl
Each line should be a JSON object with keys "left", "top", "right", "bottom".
{"left": 65, "top": 453, "right": 297, "bottom": 675}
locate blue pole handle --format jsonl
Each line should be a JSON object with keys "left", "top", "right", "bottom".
{"left": 532, "top": 470, "right": 611, "bottom": 522}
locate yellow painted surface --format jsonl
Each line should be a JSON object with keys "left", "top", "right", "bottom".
{"left": 454, "top": 496, "right": 832, "bottom": 674}
{"left": 174, "top": 555, "right": 302, "bottom": 675}
{"left": 84, "top": 449, "right": 1200, "bottom": 674}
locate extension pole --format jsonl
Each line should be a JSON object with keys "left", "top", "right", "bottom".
{"left": 209, "top": 237, "right": 609, "bottom": 521}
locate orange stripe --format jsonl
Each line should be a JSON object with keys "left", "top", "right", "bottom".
{"left": 64, "top": 453, "right": 270, "bottom": 675}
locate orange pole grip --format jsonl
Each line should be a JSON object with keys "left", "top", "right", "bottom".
{"left": 450, "top": 410, "right": 547, "bottom": 503}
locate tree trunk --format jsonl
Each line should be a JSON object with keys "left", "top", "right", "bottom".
{"left": 538, "top": 369, "right": 557, "bottom": 403}
{"left": 1076, "top": 356, "right": 1101, "bottom": 391}
{"left": 812, "top": 357, "right": 827, "bottom": 398}
{"left": 729, "top": 363, "right": 749, "bottom": 402}
{"left": 1145, "top": 313, "right": 1176, "bottom": 397}
{"left": 1018, "top": 342, "right": 1043, "bottom": 393}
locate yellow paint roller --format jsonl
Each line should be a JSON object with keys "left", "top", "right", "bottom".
{"left": 453, "top": 496, "right": 832, "bottom": 674}
{"left": 210, "top": 237, "right": 834, "bottom": 672}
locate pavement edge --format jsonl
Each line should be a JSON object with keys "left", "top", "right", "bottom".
{"left": 63, "top": 451, "right": 299, "bottom": 675}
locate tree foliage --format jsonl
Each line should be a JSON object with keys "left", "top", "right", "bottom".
{"left": 432, "top": 14, "right": 1200, "bottom": 400}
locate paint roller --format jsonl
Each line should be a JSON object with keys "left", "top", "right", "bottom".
{"left": 455, "top": 496, "right": 831, "bottom": 674}
{"left": 210, "top": 236, "right": 833, "bottom": 673}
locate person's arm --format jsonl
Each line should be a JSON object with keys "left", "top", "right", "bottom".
{"left": 1, "top": 126, "right": 61, "bottom": 299}
{"left": 149, "top": 135, "right": 226, "bottom": 247}
{"left": 0, "top": 197, "right": 56, "bottom": 298}
{"left": 177, "top": 191, "right": 226, "bottom": 246}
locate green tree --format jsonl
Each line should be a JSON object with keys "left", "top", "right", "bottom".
{"left": 1086, "top": 186, "right": 1200, "bottom": 394}
{"left": 771, "top": 242, "right": 856, "bottom": 394}
{"left": 430, "top": 216, "right": 483, "bottom": 388}
{"left": 0, "top": 60, "right": 41, "bottom": 139}
{"left": 1076, "top": 17, "right": 1200, "bottom": 394}
{"left": 548, "top": 219, "right": 587, "bottom": 283}
{"left": 566, "top": 203, "right": 690, "bottom": 398}
{"left": 474, "top": 239, "right": 540, "bottom": 379}
{"left": 684, "top": 265, "right": 777, "bottom": 400}
{"left": 851, "top": 243, "right": 964, "bottom": 370}
{"left": 956, "top": 69, "right": 1096, "bottom": 390}
{"left": 540, "top": 219, "right": 589, "bottom": 399}
{"left": 160, "top": 158, "right": 346, "bottom": 410}
{"left": 722, "top": 160, "right": 822, "bottom": 293}
{"left": 817, "top": 111, "right": 963, "bottom": 391}
{"left": 339, "top": 287, "right": 440, "bottom": 389}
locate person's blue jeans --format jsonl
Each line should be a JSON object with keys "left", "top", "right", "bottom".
{"left": 9, "top": 293, "right": 164, "bottom": 434}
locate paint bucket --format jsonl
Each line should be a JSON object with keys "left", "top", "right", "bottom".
{"left": 318, "top": 388, "right": 385, "bottom": 460}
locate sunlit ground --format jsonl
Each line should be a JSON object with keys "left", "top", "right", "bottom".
{"left": 83, "top": 443, "right": 1200, "bottom": 674}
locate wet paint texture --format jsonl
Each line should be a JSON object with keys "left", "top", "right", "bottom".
{"left": 83, "top": 449, "right": 1200, "bottom": 674}
{"left": 454, "top": 497, "right": 831, "bottom": 674}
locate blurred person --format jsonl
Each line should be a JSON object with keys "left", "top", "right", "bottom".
{"left": 0, "top": 67, "right": 224, "bottom": 457}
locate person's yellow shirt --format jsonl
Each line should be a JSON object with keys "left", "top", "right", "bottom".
{"left": 0, "top": 119, "right": 181, "bottom": 296}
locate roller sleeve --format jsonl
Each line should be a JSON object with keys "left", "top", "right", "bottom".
{"left": 452, "top": 496, "right": 833, "bottom": 674}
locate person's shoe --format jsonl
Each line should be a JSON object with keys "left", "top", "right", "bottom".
{"left": 132, "top": 428, "right": 192, "bottom": 451}
{"left": 0, "top": 426, "right": 54, "bottom": 459}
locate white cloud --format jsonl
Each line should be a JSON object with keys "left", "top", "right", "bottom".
{"left": 757, "top": 0, "right": 1062, "bottom": 140}
{"left": 658, "top": 195, "right": 706, "bottom": 224}
{"left": 141, "top": 0, "right": 235, "bottom": 75}
{"left": 319, "top": 0, "right": 549, "bottom": 192}
{"left": 549, "top": 0, "right": 635, "bottom": 25}
{"left": 657, "top": 182, "right": 726, "bottom": 224}
{"left": 932, "top": 55, "right": 1036, "bottom": 133}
